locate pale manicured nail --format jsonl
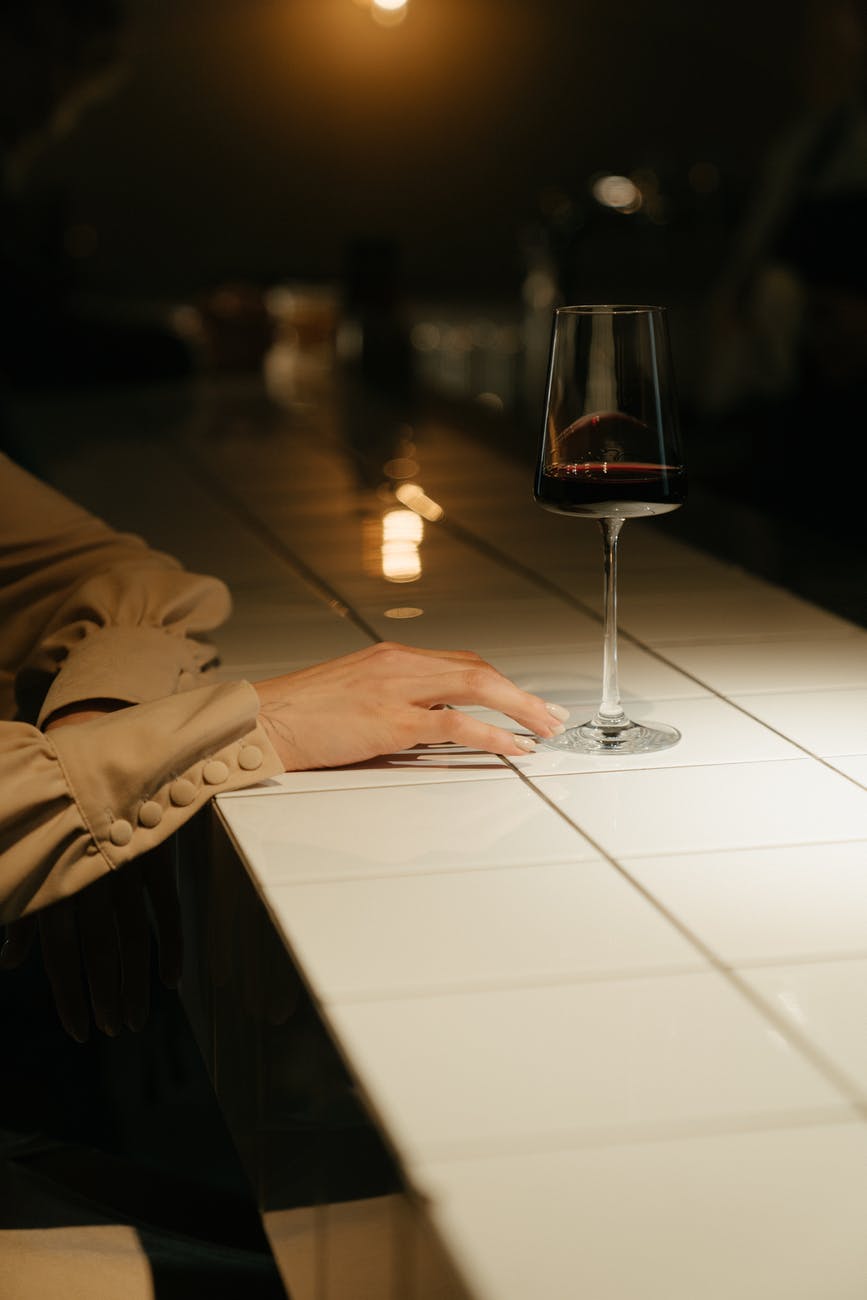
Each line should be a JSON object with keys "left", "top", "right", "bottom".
{"left": 549, "top": 722, "right": 566, "bottom": 736}
{"left": 546, "top": 703, "right": 570, "bottom": 722}
{"left": 514, "top": 735, "right": 537, "bottom": 753}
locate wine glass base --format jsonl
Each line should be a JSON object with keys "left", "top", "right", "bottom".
{"left": 543, "top": 718, "right": 681, "bottom": 755}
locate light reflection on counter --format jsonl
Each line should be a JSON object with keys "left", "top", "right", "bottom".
{"left": 395, "top": 483, "right": 444, "bottom": 522}
{"left": 382, "top": 509, "right": 424, "bottom": 583}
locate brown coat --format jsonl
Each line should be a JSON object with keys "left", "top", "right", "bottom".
{"left": 0, "top": 453, "right": 282, "bottom": 921}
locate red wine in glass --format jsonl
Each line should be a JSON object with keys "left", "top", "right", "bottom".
{"left": 536, "top": 413, "right": 686, "bottom": 517}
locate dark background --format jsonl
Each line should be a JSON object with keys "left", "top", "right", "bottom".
{"left": 16, "top": 0, "right": 800, "bottom": 301}
{"left": 31, "top": 0, "right": 798, "bottom": 302}
{"left": 3, "top": 0, "right": 866, "bottom": 619}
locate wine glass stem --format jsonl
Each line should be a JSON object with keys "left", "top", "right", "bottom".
{"left": 594, "top": 516, "right": 627, "bottom": 728}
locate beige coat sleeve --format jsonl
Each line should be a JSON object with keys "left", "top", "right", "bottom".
{"left": 0, "top": 680, "right": 283, "bottom": 922}
{"left": 0, "top": 452, "right": 232, "bottom": 724}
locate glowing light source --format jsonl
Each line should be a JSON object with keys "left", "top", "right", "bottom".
{"left": 371, "top": 0, "right": 408, "bottom": 24}
{"left": 383, "top": 509, "right": 424, "bottom": 543}
{"left": 394, "top": 483, "right": 445, "bottom": 522}
{"left": 381, "top": 509, "right": 423, "bottom": 583}
{"left": 591, "top": 174, "right": 642, "bottom": 214}
{"left": 384, "top": 606, "right": 424, "bottom": 618}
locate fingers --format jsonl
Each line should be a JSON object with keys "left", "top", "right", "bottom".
{"left": 254, "top": 641, "right": 566, "bottom": 772}
{"left": 411, "top": 665, "right": 563, "bottom": 738}
{"left": 422, "top": 707, "right": 539, "bottom": 757}
{"left": 370, "top": 647, "right": 562, "bottom": 737}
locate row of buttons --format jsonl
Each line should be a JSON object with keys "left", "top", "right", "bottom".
{"left": 105, "top": 744, "right": 265, "bottom": 848}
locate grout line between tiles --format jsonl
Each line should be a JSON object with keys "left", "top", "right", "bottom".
{"left": 439, "top": 518, "right": 867, "bottom": 792}
{"left": 733, "top": 949, "right": 867, "bottom": 972}
{"left": 615, "top": 834, "right": 867, "bottom": 861}
{"left": 232, "top": 856, "right": 597, "bottom": 887}
{"left": 211, "top": 804, "right": 455, "bottom": 1224}
{"left": 213, "top": 814, "right": 865, "bottom": 1193}
{"left": 215, "top": 769, "right": 512, "bottom": 797}
{"left": 524, "top": 752, "right": 807, "bottom": 776}
{"left": 499, "top": 752, "right": 867, "bottom": 1118}
{"left": 319, "top": 960, "right": 711, "bottom": 1005}
{"left": 169, "top": 440, "right": 383, "bottom": 643}
{"left": 321, "top": 945, "right": 867, "bottom": 1005}
{"left": 177, "top": 431, "right": 867, "bottom": 793}
{"left": 181, "top": 433, "right": 867, "bottom": 1119}
{"left": 409, "top": 1105, "right": 862, "bottom": 1168}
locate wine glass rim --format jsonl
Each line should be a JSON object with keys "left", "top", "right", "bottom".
{"left": 555, "top": 303, "right": 667, "bottom": 316}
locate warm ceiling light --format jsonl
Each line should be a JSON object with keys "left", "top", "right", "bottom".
{"left": 370, "top": 0, "right": 408, "bottom": 21}
{"left": 591, "top": 174, "right": 642, "bottom": 214}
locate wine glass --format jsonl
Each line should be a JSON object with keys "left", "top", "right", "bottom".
{"left": 534, "top": 304, "right": 686, "bottom": 753}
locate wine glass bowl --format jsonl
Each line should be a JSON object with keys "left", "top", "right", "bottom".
{"left": 535, "top": 305, "right": 686, "bottom": 754}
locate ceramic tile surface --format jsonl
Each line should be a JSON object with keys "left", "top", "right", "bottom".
{"left": 743, "top": 959, "right": 867, "bottom": 1098}
{"left": 659, "top": 636, "right": 867, "bottom": 694}
{"left": 218, "top": 746, "right": 513, "bottom": 795}
{"left": 357, "top": 597, "right": 604, "bottom": 653}
{"left": 533, "top": 760, "right": 867, "bottom": 857}
{"left": 326, "top": 972, "right": 850, "bottom": 1163}
{"left": 483, "top": 641, "right": 709, "bottom": 703}
{"left": 416, "top": 1124, "right": 867, "bottom": 1300}
{"left": 217, "top": 778, "right": 595, "bottom": 883}
{"left": 509, "top": 695, "right": 801, "bottom": 774}
{"left": 26, "top": 379, "right": 867, "bottom": 1300}
{"left": 266, "top": 858, "right": 705, "bottom": 1001}
{"left": 623, "top": 842, "right": 867, "bottom": 965}
{"left": 828, "top": 755, "right": 867, "bottom": 785}
{"left": 631, "top": 588, "right": 858, "bottom": 643}
{"left": 729, "top": 688, "right": 867, "bottom": 756}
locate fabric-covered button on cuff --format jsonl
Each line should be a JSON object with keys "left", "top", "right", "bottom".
{"left": 109, "top": 819, "right": 133, "bottom": 847}
{"left": 138, "top": 800, "right": 163, "bottom": 829}
{"left": 238, "top": 744, "right": 264, "bottom": 771}
{"left": 203, "top": 760, "right": 230, "bottom": 786}
{"left": 169, "top": 778, "right": 197, "bottom": 807}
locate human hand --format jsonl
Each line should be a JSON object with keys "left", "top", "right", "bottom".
{"left": 253, "top": 642, "right": 569, "bottom": 771}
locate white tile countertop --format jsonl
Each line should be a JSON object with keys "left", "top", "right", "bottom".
{"left": 205, "top": 409, "right": 865, "bottom": 1299}
{"left": 28, "top": 383, "right": 867, "bottom": 1299}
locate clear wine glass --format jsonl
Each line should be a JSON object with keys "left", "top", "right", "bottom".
{"left": 534, "top": 304, "right": 686, "bottom": 754}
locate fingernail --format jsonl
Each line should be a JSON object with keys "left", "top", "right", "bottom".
{"left": 514, "top": 735, "right": 537, "bottom": 753}
{"left": 546, "top": 703, "right": 570, "bottom": 722}
{"left": 549, "top": 722, "right": 566, "bottom": 736}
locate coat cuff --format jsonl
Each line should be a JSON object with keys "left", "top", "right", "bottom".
{"left": 47, "top": 679, "right": 282, "bottom": 870}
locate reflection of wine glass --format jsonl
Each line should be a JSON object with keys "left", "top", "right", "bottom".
{"left": 534, "top": 305, "right": 686, "bottom": 753}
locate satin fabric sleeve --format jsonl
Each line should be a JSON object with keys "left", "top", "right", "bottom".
{"left": 0, "top": 680, "right": 283, "bottom": 922}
